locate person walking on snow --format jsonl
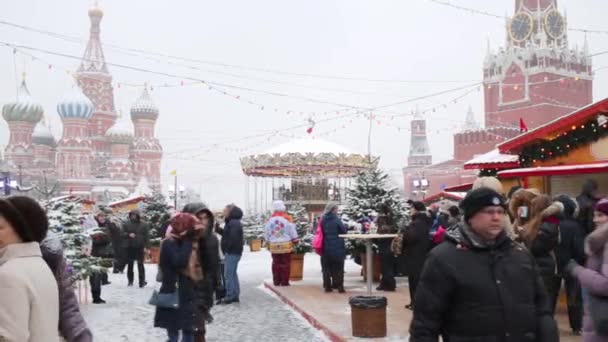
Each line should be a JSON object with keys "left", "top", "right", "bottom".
{"left": 410, "top": 188, "right": 558, "bottom": 341}
{"left": 215, "top": 204, "right": 244, "bottom": 304}
{"left": 320, "top": 202, "right": 347, "bottom": 293}
{"left": 122, "top": 210, "right": 150, "bottom": 288}
{"left": 265, "top": 200, "right": 299, "bottom": 286}
{"left": 402, "top": 201, "right": 432, "bottom": 310}
{"left": 577, "top": 179, "right": 601, "bottom": 237}
{"left": 89, "top": 211, "right": 114, "bottom": 304}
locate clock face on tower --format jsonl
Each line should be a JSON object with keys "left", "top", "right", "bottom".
{"left": 509, "top": 12, "right": 534, "bottom": 42}
{"left": 545, "top": 10, "right": 565, "bottom": 39}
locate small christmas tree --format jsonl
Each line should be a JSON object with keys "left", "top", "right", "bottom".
{"left": 142, "top": 193, "right": 171, "bottom": 247}
{"left": 287, "top": 202, "right": 313, "bottom": 254}
{"left": 46, "top": 196, "right": 106, "bottom": 284}
{"left": 343, "top": 165, "right": 407, "bottom": 255}
{"left": 242, "top": 212, "right": 266, "bottom": 244}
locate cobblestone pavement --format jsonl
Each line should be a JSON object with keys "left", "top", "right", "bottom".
{"left": 81, "top": 250, "right": 328, "bottom": 342}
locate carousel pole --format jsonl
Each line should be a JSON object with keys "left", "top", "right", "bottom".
{"left": 254, "top": 177, "right": 258, "bottom": 213}
{"left": 245, "top": 175, "right": 249, "bottom": 214}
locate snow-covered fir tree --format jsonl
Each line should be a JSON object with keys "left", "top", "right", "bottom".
{"left": 343, "top": 165, "right": 407, "bottom": 223}
{"left": 142, "top": 193, "right": 171, "bottom": 246}
{"left": 287, "top": 202, "right": 313, "bottom": 254}
{"left": 46, "top": 197, "right": 106, "bottom": 283}
{"left": 242, "top": 211, "right": 266, "bottom": 243}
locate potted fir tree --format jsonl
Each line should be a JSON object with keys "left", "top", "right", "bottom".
{"left": 142, "top": 193, "right": 171, "bottom": 263}
{"left": 288, "top": 202, "right": 312, "bottom": 281}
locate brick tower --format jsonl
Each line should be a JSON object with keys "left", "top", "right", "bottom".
{"left": 403, "top": 109, "right": 433, "bottom": 199}
{"left": 483, "top": 0, "right": 592, "bottom": 129}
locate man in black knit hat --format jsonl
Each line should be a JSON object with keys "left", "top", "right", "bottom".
{"left": 410, "top": 187, "right": 558, "bottom": 341}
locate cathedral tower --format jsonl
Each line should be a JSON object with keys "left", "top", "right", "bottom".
{"left": 407, "top": 109, "right": 432, "bottom": 167}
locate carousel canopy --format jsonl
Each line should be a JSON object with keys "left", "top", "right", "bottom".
{"left": 241, "top": 137, "right": 375, "bottom": 178}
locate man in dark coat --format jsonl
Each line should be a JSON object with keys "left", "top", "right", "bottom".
{"left": 215, "top": 204, "right": 244, "bottom": 304}
{"left": 410, "top": 188, "right": 558, "bottom": 342}
{"left": 182, "top": 202, "right": 221, "bottom": 325}
{"left": 89, "top": 211, "right": 114, "bottom": 303}
{"left": 376, "top": 203, "right": 397, "bottom": 292}
{"left": 576, "top": 179, "right": 600, "bottom": 236}
{"left": 554, "top": 195, "right": 585, "bottom": 335}
{"left": 402, "top": 201, "right": 432, "bottom": 309}
{"left": 321, "top": 202, "right": 348, "bottom": 293}
{"left": 106, "top": 211, "right": 126, "bottom": 274}
{"left": 122, "top": 210, "right": 150, "bottom": 287}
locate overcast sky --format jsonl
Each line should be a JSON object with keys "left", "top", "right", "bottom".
{"left": 1, "top": 0, "right": 607, "bottom": 210}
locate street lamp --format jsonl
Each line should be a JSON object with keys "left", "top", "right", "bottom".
{"left": 412, "top": 176, "right": 429, "bottom": 199}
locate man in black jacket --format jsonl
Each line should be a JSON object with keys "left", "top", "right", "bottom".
{"left": 216, "top": 204, "right": 243, "bottom": 304}
{"left": 90, "top": 211, "right": 114, "bottom": 303}
{"left": 554, "top": 195, "right": 585, "bottom": 335}
{"left": 402, "top": 201, "right": 432, "bottom": 310}
{"left": 122, "top": 210, "right": 150, "bottom": 288}
{"left": 576, "top": 179, "right": 600, "bottom": 236}
{"left": 410, "top": 188, "right": 558, "bottom": 342}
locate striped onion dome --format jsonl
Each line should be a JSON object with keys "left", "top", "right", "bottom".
{"left": 57, "top": 87, "right": 94, "bottom": 120}
{"left": 2, "top": 80, "right": 44, "bottom": 123}
{"left": 130, "top": 87, "right": 159, "bottom": 120}
{"left": 106, "top": 117, "right": 134, "bottom": 143}
{"left": 32, "top": 121, "right": 56, "bottom": 146}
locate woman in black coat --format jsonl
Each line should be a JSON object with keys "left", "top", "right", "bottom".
{"left": 402, "top": 201, "right": 432, "bottom": 310}
{"left": 321, "top": 202, "right": 348, "bottom": 293}
{"left": 154, "top": 213, "right": 203, "bottom": 342}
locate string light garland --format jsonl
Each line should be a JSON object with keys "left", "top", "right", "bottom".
{"left": 518, "top": 115, "right": 608, "bottom": 167}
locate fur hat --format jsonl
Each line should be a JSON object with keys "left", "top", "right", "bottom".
{"left": 472, "top": 177, "right": 504, "bottom": 195}
{"left": 170, "top": 212, "right": 197, "bottom": 235}
{"left": 596, "top": 198, "right": 608, "bottom": 216}
{"left": 272, "top": 200, "right": 286, "bottom": 212}
{"left": 460, "top": 187, "right": 506, "bottom": 222}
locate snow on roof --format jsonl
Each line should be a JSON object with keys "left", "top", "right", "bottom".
{"left": 91, "top": 186, "right": 130, "bottom": 195}
{"left": 263, "top": 137, "right": 355, "bottom": 155}
{"left": 108, "top": 195, "right": 145, "bottom": 207}
{"left": 464, "top": 149, "right": 519, "bottom": 167}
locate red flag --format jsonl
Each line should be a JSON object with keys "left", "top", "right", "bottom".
{"left": 519, "top": 118, "right": 528, "bottom": 133}
{"left": 306, "top": 127, "right": 313, "bottom": 134}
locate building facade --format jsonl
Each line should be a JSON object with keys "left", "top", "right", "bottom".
{"left": 1, "top": 4, "right": 163, "bottom": 202}
{"left": 403, "top": 0, "right": 593, "bottom": 199}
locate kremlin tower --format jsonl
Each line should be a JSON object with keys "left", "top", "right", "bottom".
{"left": 403, "top": 0, "right": 593, "bottom": 199}
{"left": 1, "top": 4, "right": 163, "bottom": 202}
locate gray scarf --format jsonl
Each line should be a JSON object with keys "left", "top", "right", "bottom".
{"left": 461, "top": 222, "right": 498, "bottom": 249}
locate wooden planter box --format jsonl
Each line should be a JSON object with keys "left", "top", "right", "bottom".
{"left": 290, "top": 253, "right": 305, "bottom": 281}
{"left": 250, "top": 239, "right": 263, "bottom": 252}
{"left": 146, "top": 246, "right": 161, "bottom": 264}
{"left": 360, "top": 252, "right": 382, "bottom": 282}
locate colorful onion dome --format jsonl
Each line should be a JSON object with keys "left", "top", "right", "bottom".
{"left": 57, "top": 87, "right": 94, "bottom": 120}
{"left": 106, "top": 118, "right": 134, "bottom": 143}
{"left": 2, "top": 80, "right": 44, "bottom": 123}
{"left": 32, "top": 121, "right": 56, "bottom": 146}
{"left": 130, "top": 87, "right": 159, "bottom": 120}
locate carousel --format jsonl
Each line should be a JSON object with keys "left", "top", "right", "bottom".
{"left": 240, "top": 136, "right": 375, "bottom": 218}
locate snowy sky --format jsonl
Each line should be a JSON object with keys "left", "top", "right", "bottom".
{"left": 1, "top": 0, "right": 607, "bottom": 210}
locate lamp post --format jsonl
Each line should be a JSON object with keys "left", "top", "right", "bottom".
{"left": 411, "top": 173, "right": 429, "bottom": 200}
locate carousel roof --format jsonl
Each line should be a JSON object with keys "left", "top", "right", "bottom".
{"left": 263, "top": 137, "right": 353, "bottom": 155}
{"left": 241, "top": 137, "right": 375, "bottom": 178}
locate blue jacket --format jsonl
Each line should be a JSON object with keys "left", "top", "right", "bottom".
{"left": 321, "top": 212, "right": 347, "bottom": 257}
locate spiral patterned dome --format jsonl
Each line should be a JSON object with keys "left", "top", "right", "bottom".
{"left": 32, "top": 121, "right": 56, "bottom": 146}
{"left": 57, "top": 87, "right": 94, "bottom": 120}
{"left": 2, "top": 80, "right": 44, "bottom": 123}
{"left": 130, "top": 88, "right": 159, "bottom": 120}
{"left": 106, "top": 118, "right": 134, "bottom": 143}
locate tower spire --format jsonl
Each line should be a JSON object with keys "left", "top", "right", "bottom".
{"left": 79, "top": 3, "right": 108, "bottom": 73}
{"left": 463, "top": 105, "right": 480, "bottom": 132}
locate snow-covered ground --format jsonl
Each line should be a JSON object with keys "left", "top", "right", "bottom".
{"left": 81, "top": 248, "right": 335, "bottom": 341}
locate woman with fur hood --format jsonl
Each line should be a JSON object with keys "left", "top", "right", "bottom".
{"left": 510, "top": 189, "right": 563, "bottom": 314}
{"left": 568, "top": 198, "right": 608, "bottom": 341}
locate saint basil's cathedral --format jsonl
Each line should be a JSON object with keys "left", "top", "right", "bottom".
{"left": 403, "top": 0, "right": 594, "bottom": 199}
{"left": 1, "top": 4, "right": 163, "bottom": 202}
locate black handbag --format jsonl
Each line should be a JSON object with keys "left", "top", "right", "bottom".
{"left": 149, "top": 288, "right": 179, "bottom": 309}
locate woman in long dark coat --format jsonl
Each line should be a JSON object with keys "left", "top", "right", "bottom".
{"left": 154, "top": 213, "right": 205, "bottom": 342}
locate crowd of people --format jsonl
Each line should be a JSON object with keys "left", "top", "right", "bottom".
{"left": 0, "top": 177, "right": 606, "bottom": 341}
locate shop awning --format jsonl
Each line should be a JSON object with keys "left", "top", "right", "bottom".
{"left": 464, "top": 149, "right": 520, "bottom": 170}
{"left": 497, "top": 162, "right": 608, "bottom": 178}
{"left": 422, "top": 191, "right": 467, "bottom": 205}
{"left": 443, "top": 183, "right": 473, "bottom": 192}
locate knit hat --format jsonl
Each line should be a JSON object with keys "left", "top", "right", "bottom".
{"left": 1, "top": 196, "right": 48, "bottom": 243}
{"left": 324, "top": 202, "right": 339, "bottom": 214}
{"left": 596, "top": 198, "right": 608, "bottom": 216}
{"left": 411, "top": 201, "right": 426, "bottom": 212}
{"left": 460, "top": 187, "right": 506, "bottom": 222}
{"left": 272, "top": 200, "right": 286, "bottom": 212}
